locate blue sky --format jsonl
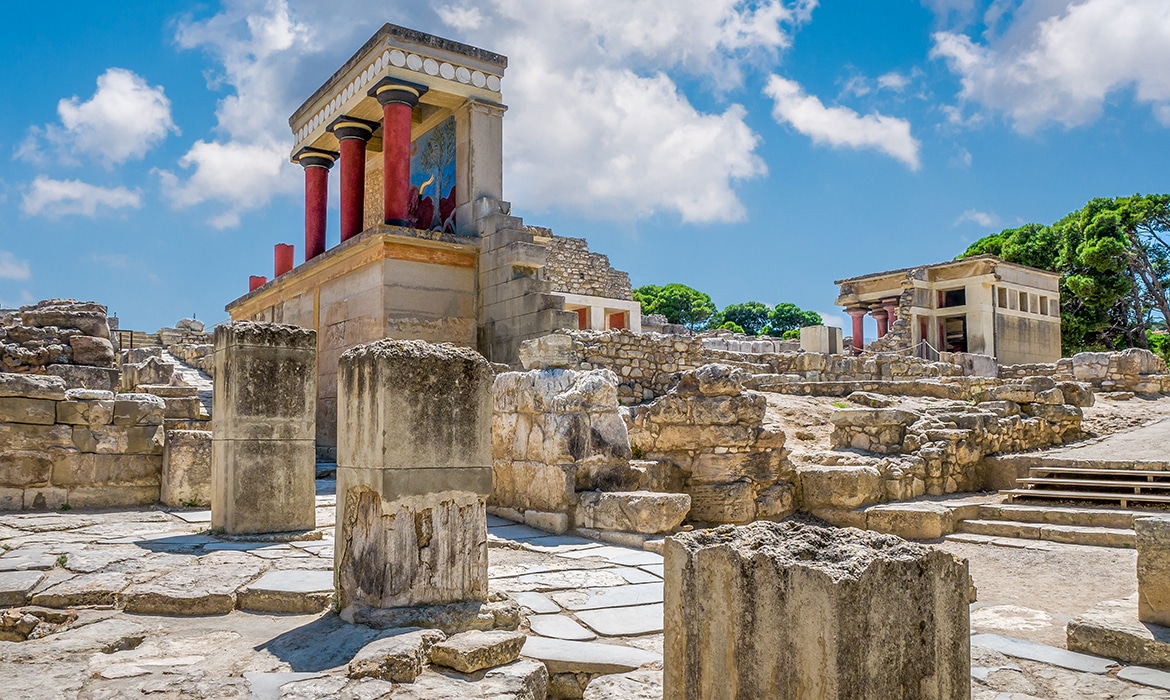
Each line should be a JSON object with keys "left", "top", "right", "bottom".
{"left": 1, "top": 1, "right": 1168, "bottom": 338}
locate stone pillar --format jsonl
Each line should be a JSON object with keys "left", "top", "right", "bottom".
{"left": 274, "top": 243, "right": 294, "bottom": 278}
{"left": 211, "top": 322, "right": 317, "bottom": 535}
{"left": 871, "top": 308, "right": 889, "bottom": 338}
{"left": 294, "top": 148, "right": 337, "bottom": 262}
{"left": 846, "top": 308, "right": 867, "bottom": 354}
{"left": 453, "top": 101, "right": 505, "bottom": 236}
{"left": 249, "top": 276, "right": 267, "bottom": 292}
{"left": 335, "top": 339, "right": 492, "bottom": 620}
{"left": 1137, "top": 516, "right": 1170, "bottom": 626}
{"left": 664, "top": 521, "right": 970, "bottom": 700}
{"left": 369, "top": 79, "right": 428, "bottom": 227}
{"left": 328, "top": 116, "right": 379, "bottom": 242}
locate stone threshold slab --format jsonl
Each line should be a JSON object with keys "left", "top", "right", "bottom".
{"left": 971, "top": 633, "right": 1117, "bottom": 674}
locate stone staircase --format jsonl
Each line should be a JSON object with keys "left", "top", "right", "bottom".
{"left": 951, "top": 501, "right": 1136, "bottom": 548}
{"left": 996, "top": 457, "right": 1170, "bottom": 508}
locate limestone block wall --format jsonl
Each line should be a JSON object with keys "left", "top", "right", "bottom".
{"left": 0, "top": 299, "right": 120, "bottom": 391}
{"left": 0, "top": 373, "right": 165, "bottom": 510}
{"left": 535, "top": 229, "right": 633, "bottom": 301}
{"left": 491, "top": 367, "right": 633, "bottom": 532}
{"left": 555, "top": 330, "right": 966, "bottom": 405}
{"left": 477, "top": 210, "right": 578, "bottom": 365}
{"left": 625, "top": 365, "right": 793, "bottom": 524}
{"left": 999, "top": 348, "right": 1170, "bottom": 395}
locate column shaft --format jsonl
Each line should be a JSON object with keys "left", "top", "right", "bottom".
{"left": 329, "top": 117, "right": 379, "bottom": 242}
{"left": 848, "top": 309, "right": 867, "bottom": 354}
{"left": 369, "top": 79, "right": 427, "bottom": 227}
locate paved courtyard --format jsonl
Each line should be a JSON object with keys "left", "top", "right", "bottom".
{"left": 0, "top": 478, "right": 1169, "bottom": 698}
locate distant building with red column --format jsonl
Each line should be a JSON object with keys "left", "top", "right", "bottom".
{"left": 225, "top": 23, "right": 639, "bottom": 455}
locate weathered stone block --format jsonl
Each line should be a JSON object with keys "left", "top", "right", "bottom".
{"left": 162, "top": 430, "right": 211, "bottom": 507}
{"left": 0, "top": 397, "right": 56, "bottom": 425}
{"left": 0, "top": 373, "right": 66, "bottom": 400}
{"left": 1057, "top": 381, "right": 1095, "bottom": 408}
{"left": 51, "top": 452, "right": 161, "bottom": 487}
{"left": 68, "top": 335, "right": 115, "bottom": 367}
{"left": 349, "top": 628, "right": 447, "bottom": 682}
{"left": 45, "top": 365, "right": 120, "bottom": 392}
{"left": 336, "top": 340, "right": 493, "bottom": 618}
{"left": 575, "top": 491, "right": 690, "bottom": 534}
{"left": 519, "top": 333, "right": 580, "bottom": 370}
{"left": 71, "top": 425, "right": 163, "bottom": 455}
{"left": 212, "top": 322, "right": 317, "bottom": 535}
{"left": 112, "top": 393, "right": 166, "bottom": 426}
{"left": 212, "top": 439, "right": 315, "bottom": 534}
{"left": 212, "top": 322, "right": 316, "bottom": 441}
{"left": 1137, "top": 516, "right": 1170, "bottom": 627}
{"left": 429, "top": 630, "right": 526, "bottom": 673}
{"left": 56, "top": 395, "right": 114, "bottom": 426}
{"left": 0, "top": 450, "right": 60, "bottom": 487}
{"left": 491, "top": 460, "right": 575, "bottom": 512}
{"left": 664, "top": 521, "right": 970, "bottom": 700}
{"left": 798, "top": 465, "right": 883, "bottom": 510}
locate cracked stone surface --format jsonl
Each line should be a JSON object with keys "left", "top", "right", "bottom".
{"left": 0, "top": 480, "right": 1163, "bottom": 698}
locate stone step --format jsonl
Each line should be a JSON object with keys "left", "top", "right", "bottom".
{"left": 955, "top": 519, "right": 1134, "bottom": 548}
{"left": 975, "top": 503, "right": 1135, "bottom": 529}
{"left": 1003, "top": 488, "right": 1170, "bottom": 507}
{"left": 575, "top": 491, "right": 690, "bottom": 535}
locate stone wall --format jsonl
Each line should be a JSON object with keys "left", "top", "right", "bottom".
{"left": 0, "top": 299, "right": 120, "bottom": 391}
{"left": 805, "top": 378, "right": 1088, "bottom": 509}
{"left": 999, "top": 348, "right": 1170, "bottom": 395}
{"left": 625, "top": 365, "right": 792, "bottom": 524}
{"left": 491, "top": 367, "right": 634, "bottom": 533}
{"left": 547, "top": 330, "right": 967, "bottom": 405}
{"left": 534, "top": 229, "right": 632, "bottom": 301}
{"left": 0, "top": 373, "right": 165, "bottom": 510}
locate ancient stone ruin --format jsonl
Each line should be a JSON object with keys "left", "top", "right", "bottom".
{"left": 5, "top": 17, "right": 1170, "bottom": 700}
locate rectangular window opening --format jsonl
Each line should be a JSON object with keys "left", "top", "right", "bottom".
{"left": 940, "top": 288, "right": 966, "bottom": 308}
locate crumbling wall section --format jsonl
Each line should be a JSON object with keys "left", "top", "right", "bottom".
{"left": 625, "top": 364, "right": 793, "bottom": 524}
{"left": 0, "top": 373, "right": 165, "bottom": 510}
{"left": 534, "top": 228, "right": 632, "bottom": 301}
{"left": 0, "top": 299, "right": 120, "bottom": 391}
{"left": 807, "top": 378, "right": 1088, "bottom": 508}
{"left": 1000, "top": 348, "right": 1170, "bottom": 395}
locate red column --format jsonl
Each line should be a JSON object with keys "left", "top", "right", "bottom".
{"left": 847, "top": 308, "right": 868, "bottom": 354}
{"left": 249, "top": 275, "right": 267, "bottom": 291}
{"left": 884, "top": 300, "right": 899, "bottom": 325}
{"left": 328, "top": 117, "right": 379, "bottom": 242}
{"left": 872, "top": 308, "right": 889, "bottom": 338}
{"left": 293, "top": 148, "right": 337, "bottom": 262}
{"left": 369, "top": 79, "right": 428, "bottom": 227}
{"left": 274, "top": 244, "right": 294, "bottom": 277}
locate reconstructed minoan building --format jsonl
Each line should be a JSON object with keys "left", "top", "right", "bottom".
{"left": 834, "top": 255, "right": 1062, "bottom": 365}
{"left": 224, "top": 23, "right": 638, "bottom": 453}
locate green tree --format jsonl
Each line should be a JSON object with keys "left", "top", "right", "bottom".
{"left": 633, "top": 284, "right": 717, "bottom": 330}
{"left": 715, "top": 320, "right": 745, "bottom": 334}
{"left": 717, "top": 301, "right": 771, "bottom": 336}
{"left": 765, "top": 302, "right": 822, "bottom": 337}
{"left": 959, "top": 194, "right": 1170, "bottom": 354}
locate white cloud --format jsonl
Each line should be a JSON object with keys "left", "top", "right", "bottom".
{"left": 165, "top": 0, "right": 812, "bottom": 227}
{"left": 764, "top": 75, "right": 922, "bottom": 170}
{"left": 435, "top": 5, "right": 484, "bottom": 31}
{"left": 0, "top": 252, "right": 31, "bottom": 281}
{"left": 931, "top": 0, "right": 1170, "bottom": 132}
{"left": 877, "top": 71, "right": 911, "bottom": 92}
{"left": 954, "top": 208, "right": 998, "bottom": 228}
{"left": 21, "top": 176, "right": 142, "bottom": 218}
{"left": 17, "top": 68, "right": 177, "bottom": 165}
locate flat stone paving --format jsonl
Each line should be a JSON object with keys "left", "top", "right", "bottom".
{"left": 0, "top": 482, "right": 1168, "bottom": 698}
